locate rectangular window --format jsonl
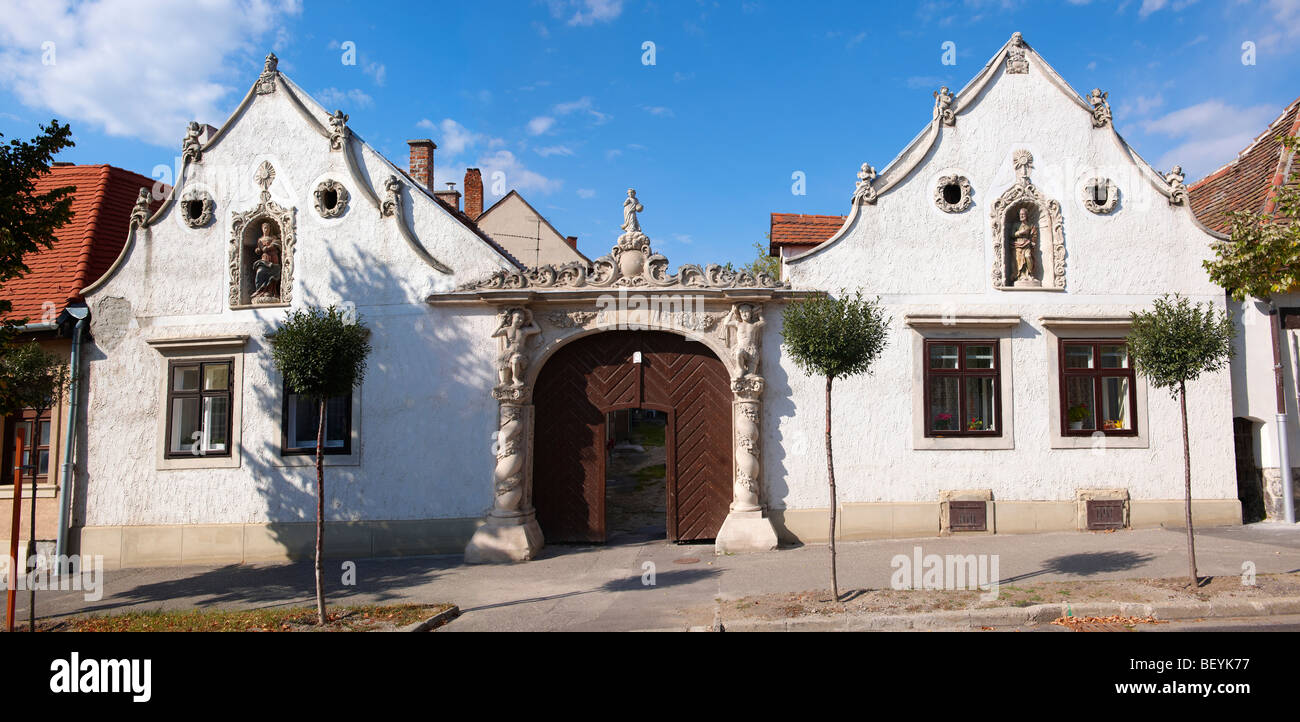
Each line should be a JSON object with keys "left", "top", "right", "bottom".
{"left": 1060, "top": 340, "right": 1137, "bottom": 436}
{"left": 2, "top": 410, "right": 52, "bottom": 486}
{"left": 923, "top": 339, "right": 1001, "bottom": 437}
{"left": 165, "top": 359, "right": 234, "bottom": 457}
{"left": 282, "top": 386, "right": 351, "bottom": 455}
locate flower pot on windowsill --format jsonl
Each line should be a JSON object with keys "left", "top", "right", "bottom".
{"left": 1068, "top": 421, "right": 1084, "bottom": 431}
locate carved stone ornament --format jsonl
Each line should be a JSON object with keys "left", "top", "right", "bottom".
{"left": 1165, "top": 165, "right": 1188, "bottom": 206}
{"left": 129, "top": 188, "right": 151, "bottom": 229}
{"left": 724, "top": 303, "right": 765, "bottom": 383}
{"left": 181, "top": 121, "right": 203, "bottom": 164}
{"left": 381, "top": 175, "right": 402, "bottom": 218}
{"left": 327, "top": 110, "right": 349, "bottom": 151}
{"left": 1006, "top": 32, "right": 1028, "bottom": 74}
{"left": 852, "top": 163, "right": 878, "bottom": 206}
{"left": 1082, "top": 177, "right": 1118, "bottom": 214}
{"left": 1088, "top": 88, "right": 1112, "bottom": 128}
{"left": 256, "top": 52, "right": 278, "bottom": 94}
{"left": 990, "top": 151, "right": 1066, "bottom": 289}
{"left": 492, "top": 307, "right": 541, "bottom": 401}
{"left": 229, "top": 161, "right": 295, "bottom": 307}
{"left": 458, "top": 189, "right": 786, "bottom": 291}
{"left": 933, "top": 86, "right": 956, "bottom": 126}
{"left": 935, "top": 175, "right": 973, "bottom": 213}
{"left": 544, "top": 310, "right": 599, "bottom": 329}
{"left": 180, "top": 189, "right": 215, "bottom": 228}
{"left": 313, "top": 178, "right": 350, "bottom": 219}
{"left": 732, "top": 399, "right": 762, "bottom": 511}
{"left": 492, "top": 404, "right": 528, "bottom": 513}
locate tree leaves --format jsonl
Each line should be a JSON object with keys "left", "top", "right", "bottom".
{"left": 267, "top": 306, "right": 372, "bottom": 401}
{"left": 0, "top": 340, "right": 69, "bottom": 416}
{"left": 780, "top": 290, "right": 890, "bottom": 380}
{"left": 1126, "top": 294, "right": 1234, "bottom": 393}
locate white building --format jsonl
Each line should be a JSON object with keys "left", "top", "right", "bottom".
{"left": 67, "top": 36, "right": 1243, "bottom": 568}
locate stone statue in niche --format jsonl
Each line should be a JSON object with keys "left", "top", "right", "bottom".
{"left": 251, "top": 221, "right": 283, "bottom": 302}
{"left": 1010, "top": 206, "right": 1040, "bottom": 286}
{"left": 493, "top": 307, "right": 541, "bottom": 391}
{"left": 724, "top": 303, "right": 765, "bottom": 380}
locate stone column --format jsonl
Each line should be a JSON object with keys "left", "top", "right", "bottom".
{"left": 715, "top": 376, "right": 779, "bottom": 554}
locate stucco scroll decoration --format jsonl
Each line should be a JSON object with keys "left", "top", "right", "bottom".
{"left": 933, "top": 86, "right": 956, "bottom": 126}
{"left": 313, "top": 179, "right": 350, "bottom": 219}
{"left": 492, "top": 307, "right": 542, "bottom": 402}
{"left": 327, "top": 110, "right": 349, "bottom": 151}
{"left": 852, "top": 163, "right": 878, "bottom": 206}
{"left": 544, "top": 310, "right": 599, "bottom": 329}
{"left": 181, "top": 121, "right": 203, "bottom": 164}
{"left": 129, "top": 188, "right": 151, "bottom": 230}
{"left": 1082, "top": 177, "right": 1118, "bottom": 214}
{"left": 180, "top": 189, "right": 215, "bottom": 228}
{"left": 255, "top": 53, "right": 278, "bottom": 94}
{"left": 1087, "top": 89, "right": 1112, "bottom": 128}
{"left": 228, "top": 161, "right": 296, "bottom": 307}
{"left": 457, "top": 189, "right": 785, "bottom": 291}
{"left": 1164, "top": 166, "right": 1188, "bottom": 206}
{"left": 935, "top": 175, "right": 973, "bottom": 213}
{"left": 1006, "top": 32, "right": 1028, "bottom": 74}
{"left": 990, "top": 151, "right": 1066, "bottom": 289}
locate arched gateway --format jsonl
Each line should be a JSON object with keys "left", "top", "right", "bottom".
{"left": 428, "top": 189, "right": 803, "bottom": 562}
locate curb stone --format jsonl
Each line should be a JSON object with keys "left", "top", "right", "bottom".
{"left": 402, "top": 605, "right": 460, "bottom": 632}
{"left": 709, "top": 596, "right": 1300, "bottom": 631}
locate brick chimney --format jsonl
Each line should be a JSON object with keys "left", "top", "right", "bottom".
{"left": 464, "top": 168, "right": 483, "bottom": 220}
{"left": 565, "top": 235, "right": 579, "bottom": 249}
{"left": 434, "top": 182, "right": 461, "bottom": 212}
{"left": 407, "top": 139, "right": 436, "bottom": 189}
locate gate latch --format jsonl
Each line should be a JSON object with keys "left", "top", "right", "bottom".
{"left": 632, "top": 351, "right": 643, "bottom": 364}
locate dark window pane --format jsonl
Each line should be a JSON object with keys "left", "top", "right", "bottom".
{"left": 1101, "top": 377, "right": 1131, "bottom": 430}
{"left": 37, "top": 450, "right": 49, "bottom": 476}
{"left": 929, "top": 377, "right": 960, "bottom": 431}
{"left": 204, "top": 396, "right": 229, "bottom": 451}
{"left": 38, "top": 420, "right": 50, "bottom": 446}
{"left": 203, "top": 364, "right": 229, "bottom": 391}
{"left": 1064, "top": 345, "right": 1093, "bottom": 369}
{"left": 169, "top": 397, "right": 201, "bottom": 453}
{"left": 1065, "top": 378, "right": 1095, "bottom": 430}
{"left": 173, "top": 366, "right": 200, "bottom": 392}
{"left": 1100, "top": 344, "right": 1128, "bottom": 369}
{"left": 965, "top": 345, "right": 995, "bottom": 370}
{"left": 965, "top": 376, "right": 996, "bottom": 431}
{"left": 929, "top": 344, "right": 959, "bottom": 370}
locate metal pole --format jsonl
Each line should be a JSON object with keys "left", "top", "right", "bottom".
{"left": 1270, "top": 304, "right": 1297, "bottom": 523}
{"left": 6, "top": 430, "right": 25, "bottom": 633}
{"left": 54, "top": 311, "right": 86, "bottom": 570}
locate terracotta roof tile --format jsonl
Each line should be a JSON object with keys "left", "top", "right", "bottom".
{"left": 2, "top": 163, "right": 160, "bottom": 324}
{"left": 1190, "top": 97, "right": 1300, "bottom": 233}
{"left": 769, "top": 212, "right": 846, "bottom": 255}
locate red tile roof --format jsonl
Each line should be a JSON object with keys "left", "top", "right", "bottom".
{"left": 1190, "top": 97, "right": 1300, "bottom": 234}
{"left": 769, "top": 212, "right": 846, "bottom": 256}
{"left": 2, "top": 163, "right": 160, "bottom": 324}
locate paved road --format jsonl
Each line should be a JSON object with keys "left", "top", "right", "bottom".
{"left": 8, "top": 522, "right": 1300, "bottom": 631}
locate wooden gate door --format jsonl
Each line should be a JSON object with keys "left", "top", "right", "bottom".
{"left": 533, "top": 331, "right": 731, "bottom": 542}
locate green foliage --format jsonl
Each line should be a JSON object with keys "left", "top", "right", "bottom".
{"left": 1203, "top": 134, "right": 1300, "bottom": 302}
{"left": 0, "top": 121, "right": 76, "bottom": 324}
{"left": 724, "top": 236, "right": 782, "bottom": 280}
{"left": 780, "top": 290, "right": 890, "bottom": 380}
{"left": 0, "top": 340, "right": 69, "bottom": 416}
{"left": 267, "top": 306, "right": 372, "bottom": 401}
{"left": 1126, "top": 294, "right": 1235, "bottom": 393}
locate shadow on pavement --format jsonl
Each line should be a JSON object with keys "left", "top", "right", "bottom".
{"left": 1001, "top": 550, "right": 1156, "bottom": 584}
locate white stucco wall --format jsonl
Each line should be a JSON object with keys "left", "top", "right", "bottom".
{"left": 77, "top": 74, "right": 514, "bottom": 527}
{"left": 772, "top": 51, "right": 1237, "bottom": 509}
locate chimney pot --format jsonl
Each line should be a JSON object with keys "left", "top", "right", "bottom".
{"left": 407, "top": 139, "right": 436, "bottom": 189}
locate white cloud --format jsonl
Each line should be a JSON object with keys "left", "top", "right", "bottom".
{"left": 548, "top": 0, "right": 623, "bottom": 26}
{"left": 477, "top": 149, "right": 562, "bottom": 195}
{"left": 0, "top": 0, "right": 301, "bottom": 147}
{"left": 577, "top": 188, "right": 596, "bottom": 199}
{"left": 316, "top": 87, "right": 373, "bottom": 109}
{"left": 1141, "top": 99, "right": 1278, "bottom": 180}
{"left": 605, "top": 149, "right": 623, "bottom": 161}
{"left": 642, "top": 105, "right": 674, "bottom": 117}
{"left": 362, "top": 59, "right": 386, "bottom": 87}
{"left": 415, "top": 118, "right": 558, "bottom": 196}
{"left": 535, "top": 145, "right": 575, "bottom": 157}
{"left": 1139, "top": 0, "right": 1197, "bottom": 18}
{"left": 553, "top": 96, "right": 610, "bottom": 124}
{"left": 527, "top": 116, "right": 556, "bottom": 135}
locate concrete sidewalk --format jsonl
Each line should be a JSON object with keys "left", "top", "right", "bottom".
{"left": 8, "top": 522, "right": 1300, "bottom": 632}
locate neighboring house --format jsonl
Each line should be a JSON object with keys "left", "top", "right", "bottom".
{"left": 1, "top": 162, "right": 158, "bottom": 557}
{"left": 768, "top": 212, "right": 845, "bottom": 273}
{"left": 1189, "top": 95, "right": 1300, "bottom": 522}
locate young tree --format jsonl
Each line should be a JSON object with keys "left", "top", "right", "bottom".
{"left": 1126, "top": 294, "right": 1234, "bottom": 587}
{"left": 1203, "top": 133, "right": 1300, "bottom": 523}
{"left": 267, "top": 306, "right": 371, "bottom": 625}
{"left": 0, "top": 121, "right": 75, "bottom": 407}
{"left": 781, "top": 290, "right": 890, "bottom": 601}
{"left": 723, "top": 237, "right": 783, "bottom": 280}
{"left": 0, "top": 341, "right": 68, "bottom": 632}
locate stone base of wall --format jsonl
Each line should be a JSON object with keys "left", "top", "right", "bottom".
{"left": 1259, "top": 467, "right": 1296, "bottom": 521}
{"left": 770, "top": 499, "right": 1242, "bottom": 545}
{"left": 72, "top": 518, "right": 485, "bottom": 570}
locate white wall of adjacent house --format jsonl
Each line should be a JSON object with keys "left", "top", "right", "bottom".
{"left": 476, "top": 192, "right": 585, "bottom": 268}
{"left": 777, "top": 48, "right": 1236, "bottom": 511}
{"left": 77, "top": 74, "right": 514, "bottom": 534}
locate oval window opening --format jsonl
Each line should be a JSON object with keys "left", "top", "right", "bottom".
{"left": 942, "top": 183, "right": 962, "bottom": 205}
{"left": 186, "top": 200, "right": 204, "bottom": 219}
{"left": 1092, "top": 184, "right": 1108, "bottom": 204}
{"left": 323, "top": 189, "right": 339, "bottom": 210}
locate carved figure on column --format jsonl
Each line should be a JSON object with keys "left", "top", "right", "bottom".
{"left": 725, "top": 303, "right": 765, "bottom": 380}
{"left": 492, "top": 307, "right": 541, "bottom": 398}
{"left": 493, "top": 404, "right": 526, "bottom": 514}
{"left": 732, "top": 401, "right": 763, "bottom": 512}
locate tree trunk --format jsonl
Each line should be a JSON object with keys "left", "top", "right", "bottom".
{"left": 28, "top": 468, "right": 36, "bottom": 632}
{"left": 315, "top": 398, "right": 327, "bottom": 625}
{"left": 825, "top": 376, "right": 839, "bottom": 602}
{"left": 1180, "top": 380, "right": 1197, "bottom": 588}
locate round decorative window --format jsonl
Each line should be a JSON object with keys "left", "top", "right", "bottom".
{"left": 314, "top": 179, "right": 349, "bottom": 219}
{"left": 180, "top": 190, "right": 214, "bottom": 228}
{"left": 1082, "top": 177, "right": 1118, "bottom": 214}
{"left": 935, "top": 175, "right": 972, "bottom": 213}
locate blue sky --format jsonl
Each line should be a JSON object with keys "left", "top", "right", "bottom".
{"left": 2, "top": 0, "right": 1298, "bottom": 268}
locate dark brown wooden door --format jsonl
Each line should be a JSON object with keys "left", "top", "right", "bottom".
{"left": 533, "top": 331, "right": 731, "bottom": 543}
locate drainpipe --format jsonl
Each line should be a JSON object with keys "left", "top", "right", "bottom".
{"left": 54, "top": 306, "right": 88, "bottom": 568}
{"left": 1270, "top": 303, "right": 1296, "bottom": 524}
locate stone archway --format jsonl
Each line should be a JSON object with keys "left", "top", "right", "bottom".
{"left": 532, "top": 330, "right": 732, "bottom": 543}
{"left": 428, "top": 188, "right": 798, "bottom": 562}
